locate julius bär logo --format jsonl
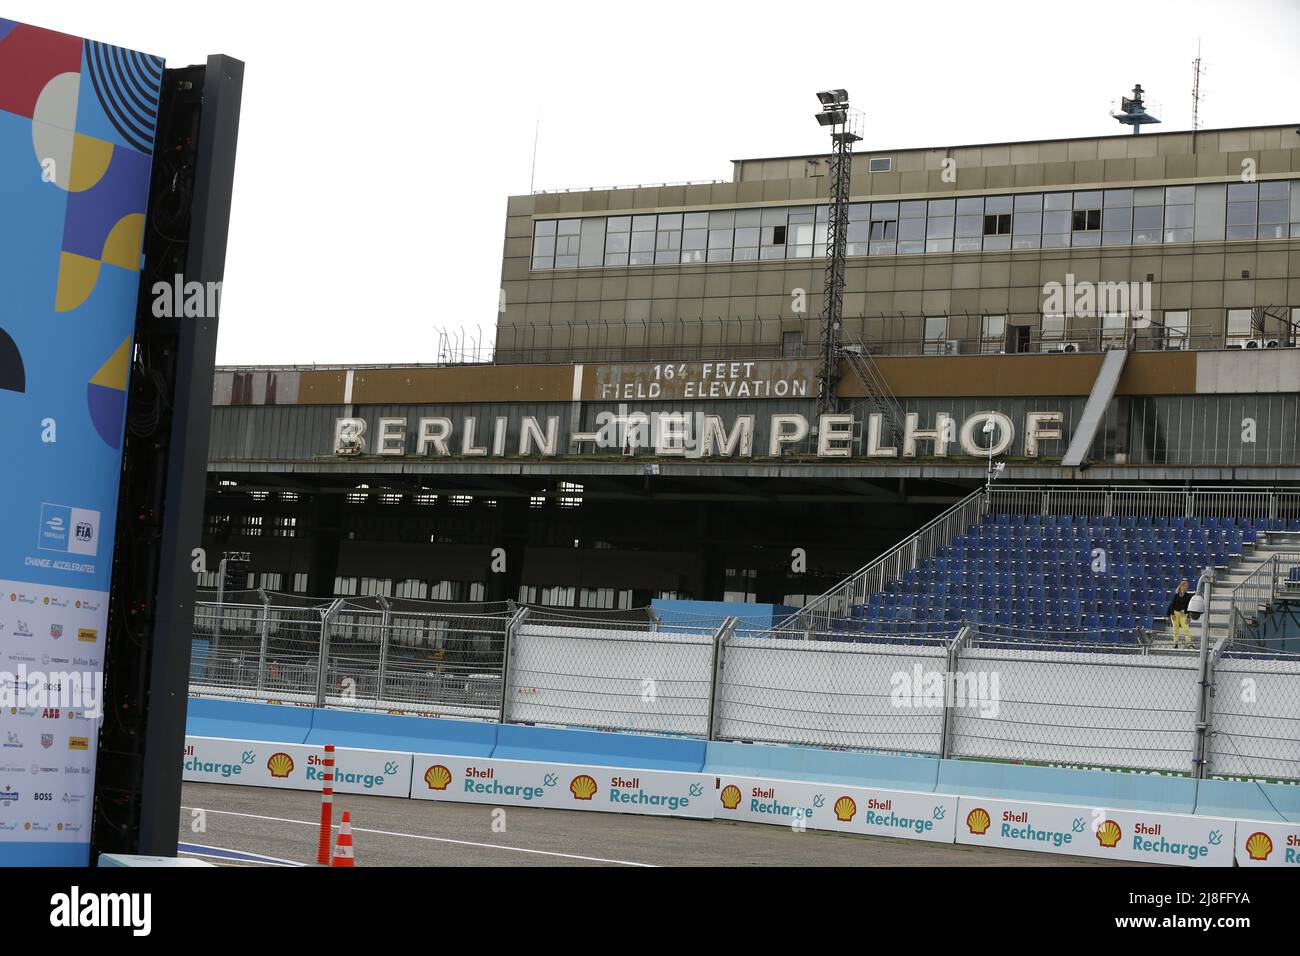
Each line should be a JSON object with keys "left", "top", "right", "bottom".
{"left": 1096, "top": 820, "right": 1123, "bottom": 848}
{"left": 719, "top": 784, "right": 742, "bottom": 810}
{"left": 833, "top": 795, "right": 857, "bottom": 822}
{"left": 266, "top": 752, "right": 294, "bottom": 778}
{"left": 424, "top": 764, "right": 451, "bottom": 790}
{"left": 966, "top": 807, "right": 991, "bottom": 835}
{"left": 1245, "top": 832, "right": 1273, "bottom": 861}
{"left": 569, "top": 774, "right": 598, "bottom": 800}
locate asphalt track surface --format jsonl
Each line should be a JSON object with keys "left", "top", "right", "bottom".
{"left": 177, "top": 782, "right": 1147, "bottom": 867}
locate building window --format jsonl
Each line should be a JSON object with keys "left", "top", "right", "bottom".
{"left": 983, "top": 213, "right": 1011, "bottom": 236}
{"left": 1071, "top": 193, "right": 1102, "bottom": 237}
{"left": 395, "top": 578, "right": 428, "bottom": 599}
{"left": 239, "top": 514, "right": 263, "bottom": 537}
{"left": 1226, "top": 308, "right": 1255, "bottom": 345}
{"left": 554, "top": 219, "right": 580, "bottom": 269}
{"left": 1164, "top": 185, "right": 1195, "bottom": 243}
{"left": 257, "top": 572, "right": 282, "bottom": 591}
{"left": 334, "top": 577, "right": 358, "bottom": 596}
{"left": 732, "top": 209, "right": 761, "bottom": 261}
{"left": 1258, "top": 180, "right": 1290, "bottom": 240}
{"left": 1012, "top": 193, "right": 1042, "bottom": 249}
{"left": 681, "top": 211, "right": 708, "bottom": 263}
{"left": 782, "top": 331, "right": 803, "bottom": 357}
{"left": 896, "top": 200, "right": 926, "bottom": 255}
{"left": 654, "top": 213, "right": 683, "bottom": 265}
{"left": 293, "top": 572, "right": 309, "bottom": 593}
{"left": 868, "top": 157, "right": 892, "bottom": 172}
{"left": 1040, "top": 314, "right": 1066, "bottom": 345}
{"left": 1042, "top": 191, "right": 1073, "bottom": 248}
{"left": 925, "top": 198, "right": 955, "bottom": 253}
{"left": 1101, "top": 189, "right": 1133, "bottom": 246}
{"left": 1101, "top": 312, "right": 1128, "bottom": 344}
{"left": 196, "top": 570, "right": 219, "bottom": 588}
{"left": 1226, "top": 182, "right": 1258, "bottom": 242}
{"left": 531, "top": 219, "right": 556, "bottom": 269}
{"left": 954, "top": 196, "right": 983, "bottom": 251}
{"left": 1158, "top": 311, "right": 1189, "bottom": 350}
{"left": 923, "top": 315, "right": 949, "bottom": 354}
{"left": 981, "top": 314, "right": 1007, "bottom": 353}
{"left": 603, "top": 216, "right": 631, "bottom": 266}
{"left": 628, "top": 214, "right": 656, "bottom": 265}
{"left": 724, "top": 568, "right": 758, "bottom": 604}
{"left": 557, "top": 482, "right": 583, "bottom": 508}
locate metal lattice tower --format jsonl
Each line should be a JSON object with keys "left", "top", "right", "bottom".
{"left": 814, "top": 90, "right": 861, "bottom": 413}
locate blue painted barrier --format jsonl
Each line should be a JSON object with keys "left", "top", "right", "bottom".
{"left": 1194, "top": 778, "right": 1300, "bottom": 823}
{"left": 934, "top": 760, "right": 1199, "bottom": 813}
{"left": 306, "top": 709, "right": 497, "bottom": 756}
{"left": 492, "top": 724, "right": 707, "bottom": 771}
{"left": 704, "top": 740, "right": 941, "bottom": 792}
{"left": 186, "top": 698, "right": 314, "bottom": 744}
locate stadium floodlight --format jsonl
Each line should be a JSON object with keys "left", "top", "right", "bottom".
{"left": 817, "top": 89, "right": 848, "bottom": 107}
{"left": 816, "top": 109, "right": 848, "bottom": 127}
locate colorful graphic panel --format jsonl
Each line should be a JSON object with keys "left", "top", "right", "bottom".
{"left": 0, "top": 19, "right": 163, "bottom": 866}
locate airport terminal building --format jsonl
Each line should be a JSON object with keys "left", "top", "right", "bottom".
{"left": 202, "top": 122, "right": 1300, "bottom": 608}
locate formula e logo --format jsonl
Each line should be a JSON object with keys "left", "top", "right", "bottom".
{"left": 38, "top": 505, "right": 98, "bottom": 556}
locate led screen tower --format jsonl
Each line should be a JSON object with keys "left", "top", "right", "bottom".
{"left": 0, "top": 18, "right": 242, "bottom": 865}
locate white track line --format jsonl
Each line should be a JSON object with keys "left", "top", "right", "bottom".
{"left": 180, "top": 805, "right": 656, "bottom": 867}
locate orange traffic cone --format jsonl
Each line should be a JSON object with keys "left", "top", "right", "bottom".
{"left": 331, "top": 810, "right": 355, "bottom": 867}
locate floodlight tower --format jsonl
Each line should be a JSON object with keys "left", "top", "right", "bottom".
{"left": 1112, "top": 83, "right": 1161, "bottom": 134}
{"left": 814, "top": 89, "right": 861, "bottom": 413}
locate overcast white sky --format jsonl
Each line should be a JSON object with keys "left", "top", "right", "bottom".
{"left": 11, "top": 0, "right": 1300, "bottom": 366}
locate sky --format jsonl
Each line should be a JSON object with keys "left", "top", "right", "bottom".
{"left": 10, "top": 0, "right": 1300, "bottom": 366}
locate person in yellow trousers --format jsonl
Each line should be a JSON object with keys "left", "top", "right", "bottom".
{"left": 1167, "top": 579, "right": 1193, "bottom": 645}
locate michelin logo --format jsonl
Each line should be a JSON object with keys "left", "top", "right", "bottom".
{"left": 38, "top": 504, "right": 99, "bottom": 557}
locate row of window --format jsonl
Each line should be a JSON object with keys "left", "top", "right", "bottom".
{"left": 196, "top": 571, "right": 307, "bottom": 592}
{"left": 531, "top": 180, "right": 1300, "bottom": 269}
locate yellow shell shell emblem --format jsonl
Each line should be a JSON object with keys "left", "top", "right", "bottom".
{"left": 424, "top": 764, "right": 452, "bottom": 791}
{"left": 569, "top": 774, "right": 598, "bottom": 801}
{"left": 966, "top": 807, "right": 991, "bottom": 835}
{"left": 266, "top": 752, "right": 295, "bottom": 778}
{"left": 1245, "top": 831, "right": 1273, "bottom": 861}
{"left": 720, "top": 785, "right": 742, "bottom": 810}
{"left": 1096, "top": 819, "right": 1122, "bottom": 848}
{"left": 833, "top": 795, "right": 857, "bottom": 822}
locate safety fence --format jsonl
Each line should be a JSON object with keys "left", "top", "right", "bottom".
{"left": 190, "top": 595, "right": 1300, "bottom": 782}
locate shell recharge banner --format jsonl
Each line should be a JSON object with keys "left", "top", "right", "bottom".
{"left": 410, "top": 754, "right": 713, "bottom": 819}
{"left": 182, "top": 737, "right": 414, "bottom": 797}
{"left": 954, "top": 796, "right": 1237, "bottom": 867}
{"left": 713, "top": 775, "right": 959, "bottom": 844}
{"left": 0, "top": 20, "right": 162, "bottom": 865}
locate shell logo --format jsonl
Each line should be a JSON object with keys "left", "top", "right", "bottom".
{"left": 266, "top": 752, "right": 295, "bottom": 778}
{"left": 424, "top": 764, "right": 452, "bottom": 791}
{"left": 966, "top": 807, "right": 991, "bottom": 835}
{"left": 1096, "top": 820, "right": 1122, "bottom": 848}
{"left": 833, "top": 796, "right": 857, "bottom": 822}
{"left": 569, "top": 774, "right": 598, "bottom": 801}
{"left": 1245, "top": 831, "right": 1273, "bottom": 861}
{"left": 719, "top": 785, "right": 742, "bottom": 810}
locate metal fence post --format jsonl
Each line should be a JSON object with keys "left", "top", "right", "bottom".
{"left": 255, "top": 588, "right": 271, "bottom": 696}
{"left": 940, "top": 623, "right": 972, "bottom": 759}
{"left": 316, "top": 598, "right": 343, "bottom": 709}
{"left": 1192, "top": 568, "right": 1214, "bottom": 777}
{"left": 377, "top": 594, "right": 392, "bottom": 705}
{"left": 1197, "top": 633, "right": 1230, "bottom": 785}
{"left": 707, "top": 616, "right": 738, "bottom": 741}
{"left": 212, "top": 556, "right": 227, "bottom": 653}
{"left": 498, "top": 606, "right": 530, "bottom": 723}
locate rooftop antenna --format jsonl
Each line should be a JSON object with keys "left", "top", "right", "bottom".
{"left": 1191, "top": 41, "right": 1206, "bottom": 133}
{"left": 529, "top": 114, "right": 540, "bottom": 193}
{"left": 1111, "top": 83, "right": 1161, "bottom": 134}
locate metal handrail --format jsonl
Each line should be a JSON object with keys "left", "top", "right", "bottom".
{"left": 779, "top": 487, "right": 987, "bottom": 634}
{"left": 1230, "top": 551, "right": 1300, "bottom": 644}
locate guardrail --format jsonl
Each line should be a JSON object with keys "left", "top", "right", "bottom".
{"left": 777, "top": 488, "right": 988, "bottom": 634}
{"left": 1230, "top": 552, "right": 1300, "bottom": 645}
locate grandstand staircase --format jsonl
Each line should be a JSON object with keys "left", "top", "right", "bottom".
{"left": 1146, "top": 530, "right": 1300, "bottom": 648}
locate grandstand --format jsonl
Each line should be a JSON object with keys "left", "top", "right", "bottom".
{"left": 787, "top": 485, "right": 1300, "bottom": 649}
